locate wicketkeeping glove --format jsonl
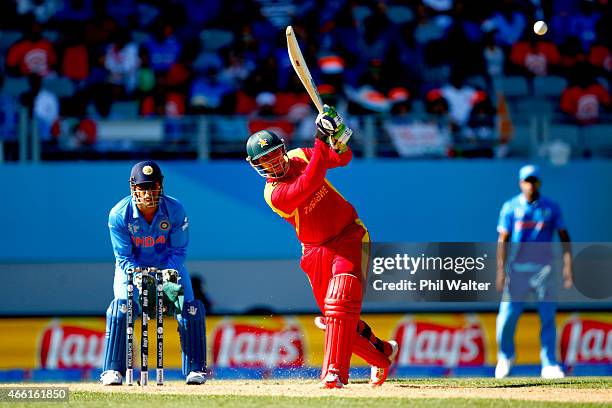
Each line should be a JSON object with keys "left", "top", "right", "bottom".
{"left": 315, "top": 104, "right": 352, "bottom": 153}
{"left": 160, "top": 269, "right": 184, "bottom": 316}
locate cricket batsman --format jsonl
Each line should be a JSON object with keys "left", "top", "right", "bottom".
{"left": 495, "top": 164, "right": 572, "bottom": 379}
{"left": 100, "top": 161, "right": 207, "bottom": 385}
{"left": 246, "top": 106, "right": 398, "bottom": 388}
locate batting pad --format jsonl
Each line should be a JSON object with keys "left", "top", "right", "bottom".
{"left": 103, "top": 299, "right": 128, "bottom": 372}
{"left": 323, "top": 273, "right": 362, "bottom": 384}
{"left": 352, "top": 320, "right": 392, "bottom": 368}
{"left": 177, "top": 299, "right": 207, "bottom": 376}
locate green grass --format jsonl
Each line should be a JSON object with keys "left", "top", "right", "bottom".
{"left": 384, "top": 377, "right": 612, "bottom": 389}
{"left": 0, "top": 378, "right": 610, "bottom": 408}
{"left": 1, "top": 393, "right": 608, "bottom": 408}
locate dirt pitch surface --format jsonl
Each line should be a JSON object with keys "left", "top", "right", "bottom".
{"left": 9, "top": 378, "right": 611, "bottom": 404}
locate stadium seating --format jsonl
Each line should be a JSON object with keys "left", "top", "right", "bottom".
{"left": 494, "top": 76, "right": 529, "bottom": 98}
{"left": 583, "top": 125, "right": 612, "bottom": 157}
{"left": 1, "top": 77, "right": 29, "bottom": 97}
{"left": 42, "top": 76, "right": 75, "bottom": 98}
{"left": 533, "top": 76, "right": 567, "bottom": 98}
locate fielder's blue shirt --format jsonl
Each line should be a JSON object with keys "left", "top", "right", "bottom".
{"left": 108, "top": 195, "right": 189, "bottom": 273}
{"left": 497, "top": 194, "right": 565, "bottom": 265}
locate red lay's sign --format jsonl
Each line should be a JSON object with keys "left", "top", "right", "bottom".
{"left": 392, "top": 317, "right": 486, "bottom": 367}
{"left": 561, "top": 316, "right": 612, "bottom": 365}
{"left": 39, "top": 321, "right": 105, "bottom": 369}
{"left": 212, "top": 318, "right": 305, "bottom": 368}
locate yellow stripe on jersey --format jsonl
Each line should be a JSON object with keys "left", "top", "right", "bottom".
{"left": 263, "top": 181, "right": 301, "bottom": 236}
{"left": 356, "top": 218, "right": 370, "bottom": 283}
{"left": 287, "top": 148, "right": 310, "bottom": 162}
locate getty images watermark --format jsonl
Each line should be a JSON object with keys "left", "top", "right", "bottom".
{"left": 371, "top": 252, "right": 491, "bottom": 292}
{"left": 364, "top": 243, "right": 612, "bottom": 303}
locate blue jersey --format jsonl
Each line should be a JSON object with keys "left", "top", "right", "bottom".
{"left": 497, "top": 194, "right": 565, "bottom": 265}
{"left": 108, "top": 195, "right": 189, "bottom": 273}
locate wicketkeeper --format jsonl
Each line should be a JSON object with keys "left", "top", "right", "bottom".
{"left": 100, "top": 161, "right": 207, "bottom": 385}
{"left": 246, "top": 106, "right": 398, "bottom": 388}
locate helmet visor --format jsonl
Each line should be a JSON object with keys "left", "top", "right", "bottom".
{"left": 131, "top": 182, "right": 163, "bottom": 208}
{"left": 248, "top": 145, "right": 289, "bottom": 179}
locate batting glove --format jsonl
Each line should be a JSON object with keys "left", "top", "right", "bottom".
{"left": 315, "top": 105, "right": 352, "bottom": 152}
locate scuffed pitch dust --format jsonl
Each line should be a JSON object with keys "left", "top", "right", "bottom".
{"left": 34, "top": 380, "right": 612, "bottom": 403}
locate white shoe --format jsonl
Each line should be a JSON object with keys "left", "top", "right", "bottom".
{"left": 314, "top": 316, "right": 326, "bottom": 330}
{"left": 370, "top": 340, "right": 399, "bottom": 387}
{"left": 100, "top": 370, "right": 122, "bottom": 386}
{"left": 321, "top": 372, "right": 343, "bottom": 389}
{"left": 186, "top": 371, "right": 207, "bottom": 385}
{"left": 541, "top": 365, "right": 565, "bottom": 379}
{"left": 495, "top": 357, "right": 513, "bottom": 379}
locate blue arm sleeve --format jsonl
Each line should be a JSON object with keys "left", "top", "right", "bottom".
{"left": 108, "top": 211, "right": 138, "bottom": 272}
{"left": 497, "top": 201, "right": 513, "bottom": 234}
{"left": 165, "top": 205, "right": 189, "bottom": 270}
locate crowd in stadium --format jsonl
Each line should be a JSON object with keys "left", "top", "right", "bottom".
{"left": 0, "top": 0, "right": 609, "bottom": 159}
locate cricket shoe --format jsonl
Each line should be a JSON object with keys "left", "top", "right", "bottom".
{"left": 495, "top": 357, "right": 514, "bottom": 379}
{"left": 541, "top": 365, "right": 565, "bottom": 379}
{"left": 321, "top": 365, "right": 344, "bottom": 389}
{"left": 186, "top": 371, "right": 207, "bottom": 385}
{"left": 370, "top": 340, "right": 399, "bottom": 387}
{"left": 100, "top": 370, "right": 122, "bottom": 386}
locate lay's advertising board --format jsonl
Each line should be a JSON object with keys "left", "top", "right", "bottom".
{"left": 0, "top": 313, "right": 610, "bottom": 371}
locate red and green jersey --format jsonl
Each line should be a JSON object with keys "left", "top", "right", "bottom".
{"left": 264, "top": 139, "right": 357, "bottom": 245}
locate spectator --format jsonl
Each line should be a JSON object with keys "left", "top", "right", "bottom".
{"left": 441, "top": 69, "right": 476, "bottom": 129}
{"left": 485, "top": 0, "right": 527, "bottom": 49}
{"left": 425, "top": 89, "right": 450, "bottom": 117}
{"left": 558, "top": 36, "right": 588, "bottom": 76}
{"left": 188, "top": 68, "right": 234, "bottom": 114}
{"left": 588, "top": 41, "right": 611, "bottom": 75}
{"left": 0, "top": 75, "right": 20, "bottom": 160}
{"left": 16, "top": 0, "right": 59, "bottom": 24}
{"left": 568, "top": 0, "right": 602, "bottom": 53}
{"left": 219, "top": 49, "right": 255, "bottom": 88}
{"left": 483, "top": 29, "right": 505, "bottom": 81}
{"left": 460, "top": 91, "right": 497, "bottom": 157}
{"left": 54, "top": 0, "right": 94, "bottom": 24}
{"left": 560, "top": 63, "right": 610, "bottom": 124}
{"left": 274, "top": 75, "right": 311, "bottom": 119}
{"left": 509, "top": 31, "right": 561, "bottom": 77}
{"left": 389, "top": 87, "right": 412, "bottom": 116}
{"left": 247, "top": 91, "right": 294, "bottom": 142}
{"left": 20, "top": 74, "right": 59, "bottom": 141}
{"left": 104, "top": 30, "right": 139, "bottom": 96}
{"left": 144, "top": 19, "right": 181, "bottom": 74}
{"left": 6, "top": 20, "right": 56, "bottom": 77}
{"left": 60, "top": 26, "right": 89, "bottom": 82}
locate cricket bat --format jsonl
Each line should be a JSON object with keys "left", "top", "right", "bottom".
{"left": 286, "top": 25, "right": 324, "bottom": 114}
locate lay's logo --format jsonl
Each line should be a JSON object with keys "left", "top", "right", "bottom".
{"left": 39, "top": 322, "right": 105, "bottom": 369}
{"left": 392, "top": 317, "right": 486, "bottom": 367}
{"left": 561, "top": 316, "right": 612, "bottom": 365}
{"left": 212, "top": 319, "right": 304, "bottom": 368}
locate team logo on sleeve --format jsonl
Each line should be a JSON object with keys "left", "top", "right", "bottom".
{"left": 159, "top": 220, "right": 170, "bottom": 230}
{"left": 128, "top": 223, "right": 139, "bottom": 234}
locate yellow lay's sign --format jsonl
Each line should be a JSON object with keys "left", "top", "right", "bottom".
{"left": 0, "top": 312, "right": 610, "bottom": 370}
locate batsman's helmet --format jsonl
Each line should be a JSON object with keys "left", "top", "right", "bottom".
{"left": 129, "top": 160, "right": 164, "bottom": 207}
{"left": 246, "top": 130, "right": 289, "bottom": 179}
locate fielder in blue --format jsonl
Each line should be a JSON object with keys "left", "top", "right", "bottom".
{"left": 495, "top": 164, "right": 573, "bottom": 379}
{"left": 101, "top": 161, "right": 207, "bottom": 385}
